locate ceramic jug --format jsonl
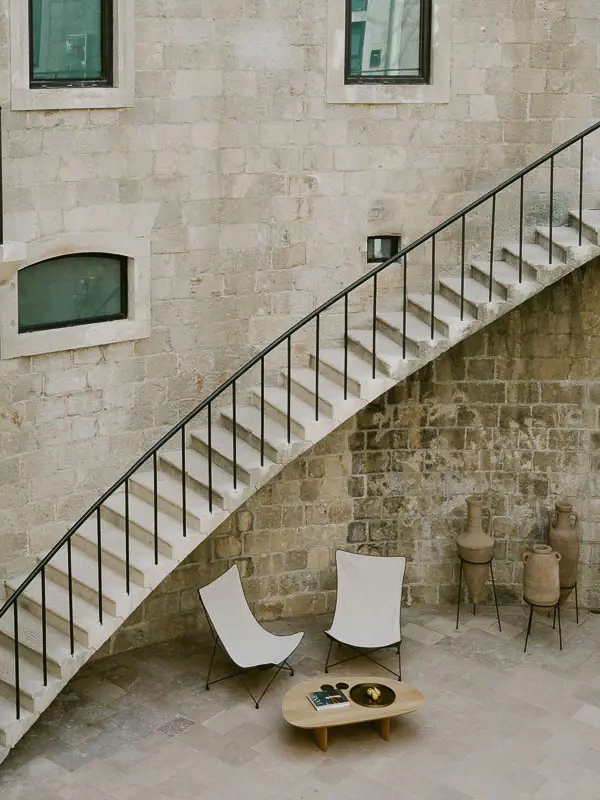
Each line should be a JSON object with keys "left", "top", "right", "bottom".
{"left": 548, "top": 500, "right": 579, "bottom": 606}
{"left": 522, "top": 544, "right": 561, "bottom": 607}
{"left": 457, "top": 495, "right": 494, "bottom": 604}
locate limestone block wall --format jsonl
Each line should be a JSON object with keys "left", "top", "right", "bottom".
{"left": 1, "top": 0, "right": 600, "bottom": 575}
{"left": 105, "top": 262, "right": 600, "bottom": 655}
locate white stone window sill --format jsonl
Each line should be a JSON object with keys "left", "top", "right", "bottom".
{"left": 327, "top": 0, "right": 450, "bottom": 105}
{"left": 11, "top": 87, "right": 134, "bottom": 113}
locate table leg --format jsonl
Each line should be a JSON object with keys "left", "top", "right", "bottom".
{"left": 377, "top": 717, "right": 391, "bottom": 742}
{"left": 313, "top": 727, "right": 328, "bottom": 752}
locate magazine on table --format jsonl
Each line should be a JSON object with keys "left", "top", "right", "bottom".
{"left": 307, "top": 686, "right": 350, "bottom": 711}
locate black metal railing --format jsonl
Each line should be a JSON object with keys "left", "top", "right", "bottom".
{"left": 1, "top": 120, "right": 600, "bottom": 724}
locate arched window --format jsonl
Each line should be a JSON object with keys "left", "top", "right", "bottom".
{"left": 18, "top": 252, "right": 128, "bottom": 333}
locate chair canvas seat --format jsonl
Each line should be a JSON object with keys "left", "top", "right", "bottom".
{"left": 325, "top": 550, "right": 406, "bottom": 679}
{"left": 198, "top": 565, "right": 303, "bottom": 707}
{"left": 200, "top": 565, "right": 303, "bottom": 668}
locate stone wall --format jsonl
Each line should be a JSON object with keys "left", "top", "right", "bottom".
{"left": 106, "top": 262, "right": 600, "bottom": 655}
{"left": 2, "top": 0, "right": 600, "bottom": 575}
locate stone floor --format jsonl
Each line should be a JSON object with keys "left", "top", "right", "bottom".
{"left": 1, "top": 604, "right": 600, "bottom": 799}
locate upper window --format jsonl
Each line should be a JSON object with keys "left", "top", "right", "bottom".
{"left": 346, "top": 0, "right": 432, "bottom": 85}
{"left": 29, "top": 0, "right": 113, "bottom": 88}
{"left": 18, "top": 253, "right": 127, "bottom": 333}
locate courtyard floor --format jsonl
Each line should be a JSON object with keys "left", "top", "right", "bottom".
{"left": 1, "top": 604, "right": 600, "bottom": 799}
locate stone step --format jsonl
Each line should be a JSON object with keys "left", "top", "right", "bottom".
{"left": 406, "top": 292, "right": 475, "bottom": 337}
{"left": 4, "top": 576, "right": 101, "bottom": 648}
{"left": 74, "top": 517, "right": 151, "bottom": 588}
{"left": 347, "top": 329, "right": 416, "bottom": 378}
{"left": 220, "top": 405, "right": 302, "bottom": 464}
{"left": 569, "top": 208, "right": 600, "bottom": 245}
{"left": 42, "top": 546, "right": 131, "bottom": 618}
{"left": 438, "top": 276, "right": 506, "bottom": 316}
{"left": 103, "top": 492, "right": 184, "bottom": 560}
{"left": 281, "top": 366, "right": 355, "bottom": 417}
{"left": 160, "top": 448, "right": 253, "bottom": 510}
{"left": 470, "top": 259, "right": 538, "bottom": 298}
{"left": 129, "top": 471, "right": 216, "bottom": 531}
{"left": 502, "top": 241, "right": 566, "bottom": 275}
{"left": 0, "top": 639, "right": 60, "bottom": 714}
{"left": 536, "top": 224, "right": 599, "bottom": 265}
{"left": 376, "top": 310, "right": 445, "bottom": 355}
{"left": 251, "top": 386, "right": 331, "bottom": 440}
{"left": 312, "top": 348, "right": 391, "bottom": 399}
{"left": 190, "top": 425, "right": 277, "bottom": 486}
{"left": 0, "top": 606, "right": 70, "bottom": 678}
{"left": 0, "top": 692, "right": 34, "bottom": 748}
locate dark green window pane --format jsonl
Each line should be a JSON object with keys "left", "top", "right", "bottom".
{"left": 348, "top": 0, "right": 424, "bottom": 79}
{"left": 19, "top": 254, "right": 127, "bottom": 333}
{"left": 30, "top": 0, "right": 106, "bottom": 83}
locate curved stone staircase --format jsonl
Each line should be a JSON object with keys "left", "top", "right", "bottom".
{"left": 1, "top": 130, "right": 600, "bottom": 763}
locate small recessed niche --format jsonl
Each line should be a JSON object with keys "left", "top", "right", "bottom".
{"left": 367, "top": 236, "right": 401, "bottom": 264}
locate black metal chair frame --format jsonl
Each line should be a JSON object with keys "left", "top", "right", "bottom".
{"left": 199, "top": 595, "right": 299, "bottom": 709}
{"left": 455, "top": 557, "right": 502, "bottom": 631}
{"left": 524, "top": 599, "right": 562, "bottom": 652}
{"left": 324, "top": 633, "right": 402, "bottom": 681}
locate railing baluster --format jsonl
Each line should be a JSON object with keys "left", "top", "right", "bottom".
{"left": 519, "top": 176, "right": 524, "bottom": 283}
{"left": 489, "top": 193, "right": 496, "bottom": 302}
{"left": 232, "top": 382, "right": 237, "bottom": 490}
{"left": 579, "top": 137, "right": 584, "bottom": 246}
{"left": 181, "top": 428, "right": 186, "bottom": 537}
{"left": 430, "top": 235, "right": 436, "bottom": 340}
{"left": 460, "top": 215, "right": 466, "bottom": 320}
{"left": 402, "top": 254, "right": 407, "bottom": 359}
{"left": 372, "top": 274, "right": 377, "bottom": 379}
{"left": 549, "top": 155, "right": 554, "bottom": 265}
{"left": 153, "top": 451, "right": 158, "bottom": 565}
{"left": 41, "top": 566, "right": 47, "bottom": 686}
{"left": 315, "top": 313, "right": 320, "bottom": 421}
{"left": 67, "top": 538, "right": 74, "bottom": 655}
{"left": 343, "top": 294, "right": 348, "bottom": 399}
{"left": 13, "top": 602, "right": 20, "bottom": 719}
{"left": 287, "top": 335, "right": 292, "bottom": 444}
{"left": 125, "top": 478, "right": 130, "bottom": 594}
{"left": 260, "top": 357, "right": 265, "bottom": 466}
{"left": 96, "top": 508, "right": 103, "bottom": 624}
{"left": 208, "top": 402, "right": 213, "bottom": 512}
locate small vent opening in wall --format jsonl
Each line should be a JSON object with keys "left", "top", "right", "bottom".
{"left": 367, "top": 236, "right": 401, "bottom": 263}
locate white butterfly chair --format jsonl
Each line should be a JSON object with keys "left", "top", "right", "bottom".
{"left": 324, "top": 550, "right": 406, "bottom": 680}
{"left": 198, "top": 565, "right": 304, "bottom": 708}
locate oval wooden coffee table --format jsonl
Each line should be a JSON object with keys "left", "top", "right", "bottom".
{"left": 282, "top": 676, "right": 424, "bottom": 752}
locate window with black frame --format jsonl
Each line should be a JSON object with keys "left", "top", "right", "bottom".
{"left": 29, "top": 0, "right": 113, "bottom": 87}
{"left": 346, "top": 0, "right": 432, "bottom": 84}
{"left": 18, "top": 253, "right": 128, "bottom": 333}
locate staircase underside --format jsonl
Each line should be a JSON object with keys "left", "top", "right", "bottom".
{"left": 1, "top": 208, "right": 600, "bottom": 764}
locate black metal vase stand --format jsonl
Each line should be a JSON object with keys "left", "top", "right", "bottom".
{"left": 455, "top": 557, "right": 502, "bottom": 631}
{"left": 524, "top": 599, "right": 562, "bottom": 653}
{"left": 553, "top": 583, "right": 579, "bottom": 626}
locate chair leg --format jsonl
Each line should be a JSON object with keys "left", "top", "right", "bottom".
{"left": 324, "top": 637, "right": 334, "bottom": 674}
{"left": 253, "top": 663, "right": 285, "bottom": 709}
{"left": 205, "top": 635, "right": 218, "bottom": 690}
{"left": 557, "top": 603, "right": 562, "bottom": 651}
{"left": 398, "top": 643, "right": 402, "bottom": 682}
{"left": 489, "top": 561, "right": 502, "bottom": 632}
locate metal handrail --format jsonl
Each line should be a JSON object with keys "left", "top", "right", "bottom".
{"left": 1, "top": 118, "right": 600, "bottom": 721}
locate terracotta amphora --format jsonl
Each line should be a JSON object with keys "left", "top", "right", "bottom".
{"left": 457, "top": 495, "right": 494, "bottom": 604}
{"left": 548, "top": 500, "right": 580, "bottom": 606}
{"left": 522, "top": 544, "right": 561, "bottom": 607}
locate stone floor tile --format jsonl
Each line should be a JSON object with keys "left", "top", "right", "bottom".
{"left": 401, "top": 621, "right": 447, "bottom": 645}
